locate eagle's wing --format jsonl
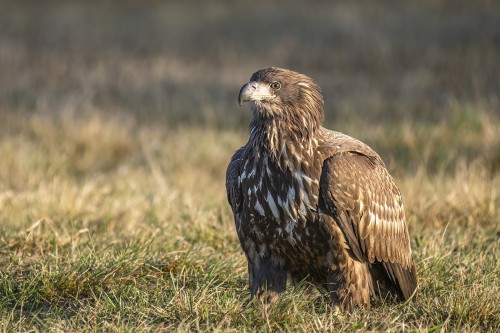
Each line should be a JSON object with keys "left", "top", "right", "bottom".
{"left": 226, "top": 147, "right": 245, "bottom": 225}
{"left": 319, "top": 153, "right": 417, "bottom": 299}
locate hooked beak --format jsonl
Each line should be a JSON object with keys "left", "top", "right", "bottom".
{"left": 238, "top": 81, "right": 275, "bottom": 106}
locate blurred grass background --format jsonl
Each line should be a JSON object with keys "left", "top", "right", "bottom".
{"left": 1, "top": 0, "right": 499, "bottom": 172}
{"left": 0, "top": 0, "right": 499, "bottom": 331}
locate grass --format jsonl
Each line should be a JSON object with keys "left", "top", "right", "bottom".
{"left": 0, "top": 110, "right": 498, "bottom": 332}
{"left": 1, "top": 1, "right": 500, "bottom": 332}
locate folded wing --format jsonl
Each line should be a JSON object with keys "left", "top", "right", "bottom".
{"left": 319, "top": 153, "right": 417, "bottom": 299}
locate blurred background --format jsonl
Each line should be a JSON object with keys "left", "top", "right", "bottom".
{"left": 1, "top": 0, "right": 499, "bottom": 125}
{"left": 0, "top": 0, "right": 499, "bottom": 214}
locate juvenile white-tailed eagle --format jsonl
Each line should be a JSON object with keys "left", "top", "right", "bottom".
{"left": 226, "top": 67, "right": 417, "bottom": 310}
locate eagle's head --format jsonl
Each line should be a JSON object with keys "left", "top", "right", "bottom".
{"left": 238, "top": 67, "right": 325, "bottom": 132}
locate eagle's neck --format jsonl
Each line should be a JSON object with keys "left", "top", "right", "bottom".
{"left": 248, "top": 113, "right": 320, "bottom": 171}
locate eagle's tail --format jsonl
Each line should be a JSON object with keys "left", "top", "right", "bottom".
{"left": 381, "top": 260, "right": 418, "bottom": 301}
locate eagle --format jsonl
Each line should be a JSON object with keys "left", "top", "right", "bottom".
{"left": 226, "top": 67, "right": 417, "bottom": 310}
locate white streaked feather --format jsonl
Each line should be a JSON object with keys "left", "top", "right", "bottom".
{"left": 267, "top": 192, "right": 280, "bottom": 219}
{"left": 254, "top": 200, "right": 265, "bottom": 216}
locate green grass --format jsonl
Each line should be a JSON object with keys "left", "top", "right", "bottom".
{"left": 1, "top": 1, "right": 500, "bottom": 331}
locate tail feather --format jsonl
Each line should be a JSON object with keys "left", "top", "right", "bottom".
{"left": 382, "top": 260, "right": 418, "bottom": 300}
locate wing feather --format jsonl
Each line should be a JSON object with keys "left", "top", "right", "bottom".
{"left": 319, "top": 153, "right": 417, "bottom": 299}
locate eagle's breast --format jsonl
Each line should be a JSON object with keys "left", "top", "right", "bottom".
{"left": 237, "top": 144, "right": 324, "bottom": 256}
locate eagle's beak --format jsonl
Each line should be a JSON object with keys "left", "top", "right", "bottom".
{"left": 238, "top": 81, "right": 274, "bottom": 106}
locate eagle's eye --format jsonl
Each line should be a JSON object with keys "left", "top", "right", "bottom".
{"left": 269, "top": 81, "right": 281, "bottom": 90}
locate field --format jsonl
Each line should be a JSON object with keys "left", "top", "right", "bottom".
{"left": 0, "top": 1, "right": 499, "bottom": 332}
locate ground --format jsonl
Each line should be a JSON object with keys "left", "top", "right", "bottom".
{"left": 0, "top": 1, "right": 499, "bottom": 332}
